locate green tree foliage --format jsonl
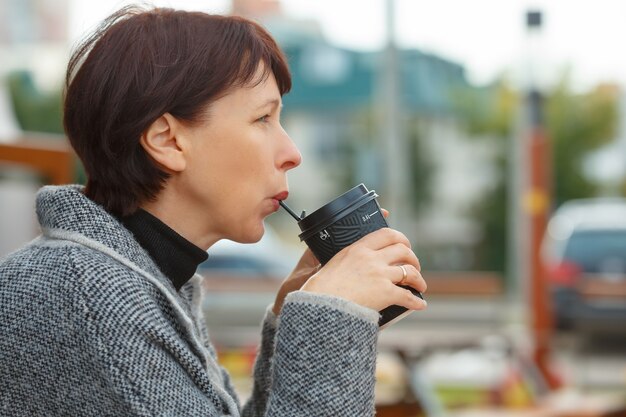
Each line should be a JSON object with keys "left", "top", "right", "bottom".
{"left": 7, "top": 71, "right": 64, "bottom": 134}
{"left": 546, "top": 79, "right": 619, "bottom": 206}
{"left": 455, "top": 75, "right": 619, "bottom": 274}
{"left": 345, "top": 109, "right": 433, "bottom": 216}
{"left": 454, "top": 77, "right": 519, "bottom": 138}
{"left": 405, "top": 119, "right": 433, "bottom": 214}
{"left": 453, "top": 79, "right": 518, "bottom": 273}
{"left": 472, "top": 153, "right": 508, "bottom": 273}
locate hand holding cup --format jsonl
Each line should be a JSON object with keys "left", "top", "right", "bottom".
{"left": 279, "top": 184, "right": 427, "bottom": 327}
{"left": 301, "top": 227, "right": 427, "bottom": 312}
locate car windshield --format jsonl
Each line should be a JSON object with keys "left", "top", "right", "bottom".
{"left": 563, "top": 229, "right": 626, "bottom": 274}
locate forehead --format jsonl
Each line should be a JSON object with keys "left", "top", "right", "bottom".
{"left": 218, "top": 70, "right": 281, "bottom": 110}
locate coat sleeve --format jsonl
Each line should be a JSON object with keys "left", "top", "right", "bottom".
{"left": 244, "top": 291, "right": 380, "bottom": 417}
{"left": 241, "top": 307, "right": 278, "bottom": 417}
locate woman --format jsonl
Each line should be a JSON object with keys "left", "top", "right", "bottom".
{"left": 0, "top": 6, "right": 427, "bottom": 416}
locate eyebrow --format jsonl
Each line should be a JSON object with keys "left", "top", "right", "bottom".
{"left": 255, "top": 98, "right": 282, "bottom": 110}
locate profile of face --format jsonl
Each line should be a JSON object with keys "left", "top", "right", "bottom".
{"left": 156, "top": 62, "right": 302, "bottom": 245}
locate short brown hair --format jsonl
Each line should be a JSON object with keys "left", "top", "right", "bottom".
{"left": 63, "top": 6, "right": 291, "bottom": 217}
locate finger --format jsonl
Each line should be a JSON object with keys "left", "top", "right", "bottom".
{"left": 391, "top": 264, "right": 427, "bottom": 293}
{"left": 292, "top": 249, "right": 320, "bottom": 272}
{"left": 378, "top": 243, "right": 421, "bottom": 271}
{"left": 387, "top": 284, "right": 427, "bottom": 311}
{"left": 301, "top": 248, "right": 319, "bottom": 265}
{"left": 356, "top": 227, "right": 411, "bottom": 251}
{"left": 382, "top": 208, "right": 389, "bottom": 218}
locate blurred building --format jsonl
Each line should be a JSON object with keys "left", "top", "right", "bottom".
{"left": 0, "top": 0, "right": 69, "bottom": 86}
{"left": 0, "top": 0, "right": 500, "bottom": 270}
{"left": 251, "top": 4, "right": 497, "bottom": 270}
{"left": 583, "top": 87, "right": 626, "bottom": 194}
{"left": 0, "top": 0, "right": 68, "bottom": 44}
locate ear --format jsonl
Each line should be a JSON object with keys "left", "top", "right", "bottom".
{"left": 140, "top": 113, "right": 187, "bottom": 172}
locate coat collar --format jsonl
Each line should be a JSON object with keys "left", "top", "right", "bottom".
{"left": 35, "top": 184, "right": 168, "bottom": 286}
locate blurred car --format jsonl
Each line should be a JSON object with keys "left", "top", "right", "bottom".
{"left": 542, "top": 198, "right": 626, "bottom": 333}
{"left": 197, "top": 226, "right": 300, "bottom": 279}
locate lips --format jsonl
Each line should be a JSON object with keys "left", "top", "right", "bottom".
{"left": 272, "top": 191, "right": 289, "bottom": 201}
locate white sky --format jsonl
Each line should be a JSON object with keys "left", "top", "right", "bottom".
{"left": 68, "top": 0, "right": 626, "bottom": 91}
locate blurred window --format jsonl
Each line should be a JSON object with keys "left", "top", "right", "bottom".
{"left": 563, "top": 230, "right": 626, "bottom": 275}
{"left": 301, "top": 46, "right": 350, "bottom": 84}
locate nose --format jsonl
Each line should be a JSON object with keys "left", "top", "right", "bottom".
{"left": 277, "top": 129, "right": 302, "bottom": 171}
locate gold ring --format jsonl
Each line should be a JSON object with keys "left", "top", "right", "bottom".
{"left": 398, "top": 265, "right": 408, "bottom": 285}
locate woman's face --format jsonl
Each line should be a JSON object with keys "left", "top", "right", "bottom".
{"left": 178, "top": 64, "right": 301, "bottom": 244}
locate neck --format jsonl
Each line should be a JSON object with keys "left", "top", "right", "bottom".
{"left": 120, "top": 208, "right": 208, "bottom": 290}
{"left": 141, "top": 189, "right": 221, "bottom": 251}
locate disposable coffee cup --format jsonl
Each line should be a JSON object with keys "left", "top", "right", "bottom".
{"left": 296, "top": 183, "right": 423, "bottom": 328}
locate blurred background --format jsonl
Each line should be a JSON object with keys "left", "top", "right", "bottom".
{"left": 1, "top": 0, "right": 625, "bottom": 415}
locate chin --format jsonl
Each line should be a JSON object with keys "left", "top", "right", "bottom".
{"left": 233, "top": 222, "right": 265, "bottom": 244}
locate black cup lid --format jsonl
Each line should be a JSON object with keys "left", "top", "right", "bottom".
{"left": 297, "top": 183, "right": 377, "bottom": 235}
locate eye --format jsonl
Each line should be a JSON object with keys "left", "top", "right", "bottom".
{"left": 257, "top": 114, "right": 270, "bottom": 123}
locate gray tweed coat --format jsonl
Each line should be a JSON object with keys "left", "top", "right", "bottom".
{"left": 0, "top": 185, "right": 380, "bottom": 416}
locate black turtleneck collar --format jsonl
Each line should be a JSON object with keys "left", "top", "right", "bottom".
{"left": 121, "top": 209, "right": 208, "bottom": 291}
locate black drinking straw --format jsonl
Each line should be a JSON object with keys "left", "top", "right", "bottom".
{"left": 279, "top": 200, "right": 302, "bottom": 221}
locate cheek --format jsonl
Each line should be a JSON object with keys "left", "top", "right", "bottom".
{"left": 189, "top": 128, "right": 273, "bottom": 195}
{"left": 223, "top": 140, "right": 273, "bottom": 180}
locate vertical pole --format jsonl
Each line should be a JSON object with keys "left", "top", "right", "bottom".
{"left": 524, "top": 11, "right": 561, "bottom": 390}
{"left": 380, "top": 0, "right": 408, "bottom": 230}
{"left": 526, "top": 92, "right": 560, "bottom": 389}
{"left": 507, "top": 76, "right": 527, "bottom": 343}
